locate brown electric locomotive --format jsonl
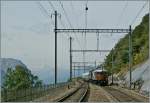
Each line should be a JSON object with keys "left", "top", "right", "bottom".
{"left": 89, "top": 69, "right": 108, "bottom": 86}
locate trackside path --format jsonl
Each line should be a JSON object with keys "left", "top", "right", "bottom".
{"left": 87, "top": 83, "right": 117, "bottom": 102}
{"left": 86, "top": 83, "right": 149, "bottom": 102}
{"left": 103, "top": 86, "right": 149, "bottom": 102}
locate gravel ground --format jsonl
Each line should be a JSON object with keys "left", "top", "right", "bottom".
{"left": 111, "top": 86, "right": 149, "bottom": 102}
{"left": 33, "top": 81, "right": 149, "bottom": 102}
{"left": 103, "top": 86, "right": 149, "bottom": 102}
{"left": 86, "top": 83, "right": 117, "bottom": 102}
{"left": 85, "top": 83, "right": 149, "bottom": 102}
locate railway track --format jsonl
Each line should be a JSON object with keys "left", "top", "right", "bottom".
{"left": 53, "top": 82, "right": 148, "bottom": 102}
{"left": 56, "top": 82, "right": 88, "bottom": 102}
{"left": 86, "top": 83, "right": 148, "bottom": 102}
{"left": 103, "top": 86, "right": 143, "bottom": 102}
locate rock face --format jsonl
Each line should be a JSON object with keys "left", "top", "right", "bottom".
{"left": 0, "top": 58, "right": 27, "bottom": 86}
{"left": 124, "top": 59, "right": 150, "bottom": 95}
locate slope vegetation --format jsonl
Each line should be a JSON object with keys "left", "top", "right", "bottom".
{"left": 103, "top": 13, "right": 149, "bottom": 77}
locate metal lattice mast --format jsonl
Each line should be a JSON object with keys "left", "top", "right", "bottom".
{"left": 54, "top": 11, "right": 57, "bottom": 84}
{"left": 129, "top": 25, "right": 132, "bottom": 89}
{"left": 111, "top": 49, "right": 114, "bottom": 84}
{"left": 70, "top": 37, "right": 72, "bottom": 81}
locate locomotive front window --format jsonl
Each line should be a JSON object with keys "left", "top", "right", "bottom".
{"left": 95, "top": 72, "right": 108, "bottom": 76}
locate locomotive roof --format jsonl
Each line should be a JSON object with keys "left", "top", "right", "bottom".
{"left": 93, "top": 69, "right": 107, "bottom": 72}
{"left": 82, "top": 72, "right": 89, "bottom": 76}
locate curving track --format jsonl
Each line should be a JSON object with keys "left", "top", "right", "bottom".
{"left": 56, "top": 82, "right": 88, "bottom": 102}
{"left": 54, "top": 82, "right": 148, "bottom": 102}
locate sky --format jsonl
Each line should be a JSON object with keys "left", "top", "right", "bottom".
{"left": 1, "top": 1, "right": 149, "bottom": 83}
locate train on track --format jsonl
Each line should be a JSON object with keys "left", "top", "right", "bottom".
{"left": 82, "top": 68, "right": 108, "bottom": 86}
{"left": 89, "top": 69, "right": 108, "bottom": 86}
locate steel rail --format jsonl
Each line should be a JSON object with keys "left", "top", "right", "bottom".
{"left": 78, "top": 84, "right": 88, "bottom": 102}
{"left": 56, "top": 87, "right": 81, "bottom": 102}
{"left": 55, "top": 82, "right": 88, "bottom": 102}
{"left": 103, "top": 86, "right": 142, "bottom": 102}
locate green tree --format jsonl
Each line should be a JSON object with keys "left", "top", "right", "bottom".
{"left": 3, "top": 65, "right": 43, "bottom": 90}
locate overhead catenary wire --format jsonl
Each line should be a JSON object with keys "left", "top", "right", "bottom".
{"left": 70, "top": 1, "right": 83, "bottom": 29}
{"left": 34, "top": 1, "right": 149, "bottom": 85}
{"left": 48, "top": 1, "right": 82, "bottom": 64}
{"left": 130, "top": 1, "right": 148, "bottom": 25}
{"left": 111, "top": 1, "right": 128, "bottom": 36}
{"left": 48, "top": 1, "right": 70, "bottom": 37}
{"left": 48, "top": 2, "right": 67, "bottom": 36}
{"left": 59, "top": 19, "right": 70, "bottom": 37}
{"left": 36, "top": 1, "right": 54, "bottom": 25}
{"left": 49, "top": 2, "right": 80, "bottom": 74}
{"left": 48, "top": 1, "right": 55, "bottom": 11}
{"left": 36, "top": 1, "right": 50, "bottom": 18}
{"left": 48, "top": 1, "right": 70, "bottom": 72}
{"left": 106, "top": 1, "right": 129, "bottom": 74}
{"left": 59, "top": 1, "right": 73, "bottom": 28}
{"left": 58, "top": 1, "right": 82, "bottom": 50}
{"left": 68, "top": 1, "right": 86, "bottom": 50}
{"left": 70, "top": 1, "right": 76, "bottom": 18}
{"left": 111, "top": 1, "right": 129, "bottom": 47}
{"left": 116, "top": 1, "right": 128, "bottom": 27}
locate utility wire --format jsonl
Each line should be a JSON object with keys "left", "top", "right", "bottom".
{"left": 59, "top": 18, "right": 70, "bottom": 37}
{"left": 70, "top": 1, "right": 81, "bottom": 28}
{"left": 130, "top": 1, "right": 148, "bottom": 25}
{"left": 70, "top": 1, "right": 75, "bottom": 17}
{"left": 48, "top": 1, "right": 55, "bottom": 11}
{"left": 59, "top": 1, "right": 84, "bottom": 72}
{"left": 59, "top": 1, "right": 73, "bottom": 28}
{"left": 48, "top": 1, "right": 68, "bottom": 68}
{"left": 116, "top": 1, "right": 128, "bottom": 27}
{"left": 48, "top": 1, "right": 70, "bottom": 37}
{"left": 36, "top": 1, "right": 54, "bottom": 25}
{"left": 48, "top": 1, "right": 71, "bottom": 72}
{"left": 69, "top": 1, "right": 85, "bottom": 50}
{"left": 111, "top": 1, "right": 128, "bottom": 47}
{"left": 48, "top": 1, "right": 81, "bottom": 65}
{"left": 36, "top": 1, "right": 50, "bottom": 18}
{"left": 58, "top": 1, "right": 82, "bottom": 49}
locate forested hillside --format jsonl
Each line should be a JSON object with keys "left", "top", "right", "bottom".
{"left": 103, "top": 13, "right": 149, "bottom": 76}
